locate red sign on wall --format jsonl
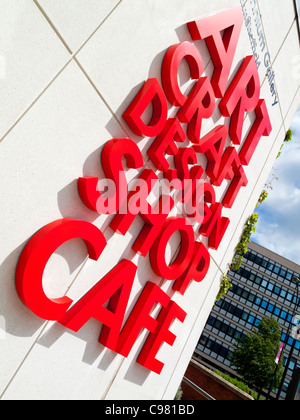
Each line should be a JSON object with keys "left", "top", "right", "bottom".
{"left": 15, "top": 6, "right": 272, "bottom": 375}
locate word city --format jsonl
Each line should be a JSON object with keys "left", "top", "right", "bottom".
{"left": 15, "top": 6, "right": 272, "bottom": 375}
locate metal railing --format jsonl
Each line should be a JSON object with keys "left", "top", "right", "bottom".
{"left": 182, "top": 377, "right": 216, "bottom": 401}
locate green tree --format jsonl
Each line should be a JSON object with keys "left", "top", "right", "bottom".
{"left": 230, "top": 317, "right": 283, "bottom": 399}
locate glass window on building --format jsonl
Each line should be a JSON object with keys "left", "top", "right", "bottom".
{"left": 194, "top": 242, "right": 300, "bottom": 400}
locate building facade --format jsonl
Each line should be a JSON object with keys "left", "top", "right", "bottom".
{"left": 194, "top": 241, "right": 300, "bottom": 400}
{"left": 0, "top": 0, "right": 299, "bottom": 400}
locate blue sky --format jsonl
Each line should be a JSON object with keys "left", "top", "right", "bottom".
{"left": 252, "top": 107, "right": 300, "bottom": 265}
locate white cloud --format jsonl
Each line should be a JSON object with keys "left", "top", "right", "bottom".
{"left": 252, "top": 107, "right": 300, "bottom": 264}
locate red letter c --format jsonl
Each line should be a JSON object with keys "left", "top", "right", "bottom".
{"left": 15, "top": 219, "right": 107, "bottom": 322}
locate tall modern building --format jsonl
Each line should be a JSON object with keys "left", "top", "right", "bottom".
{"left": 194, "top": 241, "right": 300, "bottom": 400}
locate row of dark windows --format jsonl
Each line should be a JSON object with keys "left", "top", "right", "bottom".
{"left": 214, "top": 297, "right": 300, "bottom": 354}
{"left": 231, "top": 266, "right": 300, "bottom": 307}
{"left": 228, "top": 281, "right": 294, "bottom": 324}
{"left": 206, "top": 314, "right": 247, "bottom": 343}
{"left": 205, "top": 312, "right": 300, "bottom": 352}
{"left": 198, "top": 333, "right": 232, "bottom": 362}
{"left": 215, "top": 297, "right": 262, "bottom": 326}
{"left": 244, "top": 250, "right": 298, "bottom": 282}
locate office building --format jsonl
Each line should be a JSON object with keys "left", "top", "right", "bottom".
{"left": 194, "top": 241, "right": 300, "bottom": 400}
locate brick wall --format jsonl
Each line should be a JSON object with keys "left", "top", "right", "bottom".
{"left": 181, "top": 360, "right": 253, "bottom": 401}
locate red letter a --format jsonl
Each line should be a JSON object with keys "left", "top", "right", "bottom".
{"left": 61, "top": 259, "right": 137, "bottom": 352}
{"left": 188, "top": 6, "right": 244, "bottom": 98}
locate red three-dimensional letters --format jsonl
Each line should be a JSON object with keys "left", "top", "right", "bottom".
{"left": 123, "top": 78, "right": 168, "bottom": 137}
{"left": 15, "top": 219, "right": 107, "bottom": 321}
{"left": 149, "top": 217, "right": 195, "bottom": 280}
{"left": 219, "top": 56, "right": 261, "bottom": 145}
{"left": 14, "top": 5, "right": 275, "bottom": 377}
{"left": 78, "top": 138, "right": 144, "bottom": 214}
{"left": 188, "top": 6, "right": 244, "bottom": 98}
{"left": 162, "top": 42, "right": 204, "bottom": 107}
{"left": 61, "top": 259, "right": 137, "bottom": 351}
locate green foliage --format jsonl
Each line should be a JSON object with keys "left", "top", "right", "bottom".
{"left": 276, "top": 147, "right": 283, "bottom": 159}
{"left": 256, "top": 190, "right": 268, "bottom": 208}
{"left": 174, "top": 386, "right": 183, "bottom": 400}
{"left": 213, "top": 371, "right": 264, "bottom": 400}
{"left": 231, "top": 213, "right": 259, "bottom": 271}
{"left": 284, "top": 128, "right": 293, "bottom": 143}
{"left": 216, "top": 273, "right": 232, "bottom": 302}
{"left": 230, "top": 317, "right": 283, "bottom": 398}
{"left": 214, "top": 370, "right": 250, "bottom": 394}
{"left": 276, "top": 129, "right": 293, "bottom": 159}
{"left": 216, "top": 129, "right": 293, "bottom": 301}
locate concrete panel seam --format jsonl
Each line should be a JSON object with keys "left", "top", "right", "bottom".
{"left": 73, "top": 0, "right": 124, "bottom": 57}
{"left": 219, "top": 121, "right": 286, "bottom": 270}
{"left": 33, "top": 0, "right": 124, "bottom": 58}
{"left": 0, "top": 322, "right": 50, "bottom": 400}
{"left": 161, "top": 265, "right": 224, "bottom": 399}
{"left": 33, "top": 0, "right": 73, "bottom": 54}
{"left": 0, "top": 58, "right": 73, "bottom": 144}
{"left": 73, "top": 57, "right": 132, "bottom": 138}
{"left": 160, "top": 124, "right": 288, "bottom": 397}
{"left": 0, "top": 253, "right": 91, "bottom": 399}
{"left": 256, "top": 1, "right": 296, "bottom": 129}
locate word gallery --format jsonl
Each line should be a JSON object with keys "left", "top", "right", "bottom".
{"left": 15, "top": 7, "right": 272, "bottom": 375}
